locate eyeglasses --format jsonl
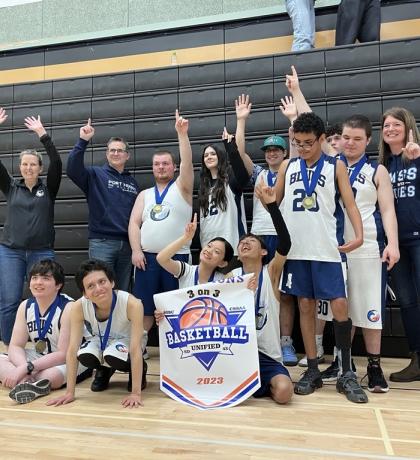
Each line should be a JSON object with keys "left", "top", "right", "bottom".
{"left": 291, "top": 138, "right": 318, "bottom": 150}
{"left": 108, "top": 148, "right": 127, "bottom": 154}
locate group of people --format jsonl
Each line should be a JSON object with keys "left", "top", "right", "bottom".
{"left": 0, "top": 64, "right": 419, "bottom": 409}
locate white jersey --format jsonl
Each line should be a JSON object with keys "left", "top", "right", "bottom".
{"left": 200, "top": 182, "right": 247, "bottom": 255}
{"left": 82, "top": 290, "right": 131, "bottom": 341}
{"left": 282, "top": 154, "right": 344, "bottom": 262}
{"left": 251, "top": 166, "right": 278, "bottom": 235}
{"left": 343, "top": 156, "right": 385, "bottom": 258}
{"left": 233, "top": 266, "right": 282, "bottom": 362}
{"left": 25, "top": 293, "right": 73, "bottom": 354}
{"left": 141, "top": 181, "right": 192, "bottom": 254}
{"left": 175, "top": 262, "right": 226, "bottom": 289}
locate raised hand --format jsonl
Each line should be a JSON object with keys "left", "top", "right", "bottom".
{"left": 235, "top": 94, "right": 252, "bottom": 120}
{"left": 279, "top": 95, "right": 297, "bottom": 122}
{"left": 175, "top": 109, "right": 189, "bottom": 135}
{"left": 24, "top": 115, "right": 47, "bottom": 138}
{"left": 80, "top": 118, "right": 95, "bottom": 141}
{"left": 402, "top": 129, "right": 420, "bottom": 160}
{"left": 184, "top": 213, "right": 197, "bottom": 241}
{"left": 0, "top": 107, "right": 8, "bottom": 125}
{"left": 255, "top": 181, "right": 276, "bottom": 205}
{"left": 222, "top": 126, "right": 234, "bottom": 143}
{"left": 285, "top": 65, "right": 300, "bottom": 94}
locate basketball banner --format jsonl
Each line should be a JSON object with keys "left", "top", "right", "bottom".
{"left": 154, "top": 273, "right": 260, "bottom": 410}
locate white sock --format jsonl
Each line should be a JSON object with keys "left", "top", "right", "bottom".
{"left": 315, "top": 334, "right": 323, "bottom": 346}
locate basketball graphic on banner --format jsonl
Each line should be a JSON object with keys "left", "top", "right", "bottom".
{"left": 179, "top": 297, "right": 228, "bottom": 329}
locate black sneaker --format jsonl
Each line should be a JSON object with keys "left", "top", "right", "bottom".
{"left": 127, "top": 360, "right": 148, "bottom": 392}
{"left": 364, "top": 363, "right": 389, "bottom": 393}
{"left": 91, "top": 366, "right": 115, "bottom": 392}
{"left": 294, "top": 368, "right": 323, "bottom": 395}
{"left": 320, "top": 357, "right": 357, "bottom": 382}
{"left": 336, "top": 371, "right": 368, "bottom": 403}
{"left": 9, "top": 379, "right": 51, "bottom": 404}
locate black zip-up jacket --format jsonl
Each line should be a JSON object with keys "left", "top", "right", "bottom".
{"left": 0, "top": 134, "right": 62, "bottom": 249}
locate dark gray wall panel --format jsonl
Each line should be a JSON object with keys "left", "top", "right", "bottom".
{"left": 0, "top": 86, "right": 13, "bottom": 106}
{"left": 382, "top": 94, "right": 420, "bottom": 119}
{"left": 0, "top": 131, "right": 13, "bottom": 153}
{"left": 179, "top": 86, "right": 225, "bottom": 113}
{"left": 326, "top": 70, "right": 381, "bottom": 98}
{"left": 51, "top": 125, "right": 81, "bottom": 150}
{"left": 325, "top": 43, "right": 379, "bottom": 71}
{"left": 12, "top": 130, "right": 39, "bottom": 152}
{"left": 327, "top": 98, "right": 382, "bottom": 124}
{"left": 188, "top": 113, "right": 225, "bottom": 139}
{"left": 54, "top": 200, "right": 88, "bottom": 224}
{"left": 381, "top": 65, "right": 420, "bottom": 94}
{"left": 53, "top": 77, "right": 93, "bottom": 100}
{"left": 89, "top": 121, "right": 134, "bottom": 146}
{"left": 55, "top": 225, "right": 88, "bottom": 249}
{"left": 135, "top": 118, "right": 177, "bottom": 143}
{"left": 52, "top": 100, "right": 91, "bottom": 124}
{"left": 134, "top": 91, "right": 177, "bottom": 117}
{"left": 55, "top": 250, "right": 89, "bottom": 274}
{"left": 179, "top": 62, "right": 224, "bottom": 88}
{"left": 226, "top": 108, "right": 275, "bottom": 134}
{"left": 380, "top": 38, "right": 420, "bottom": 66}
{"left": 14, "top": 81, "right": 53, "bottom": 103}
{"left": 56, "top": 176, "right": 85, "bottom": 199}
{"left": 225, "top": 57, "right": 273, "bottom": 83}
{"left": 225, "top": 81, "right": 273, "bottom": 107}
{"left": 274, "top": 50, "right": 325, "bottom": 76}
{"left": 0, "top": 107, "right": 12, "bottom": 130}
{"left": 93, "top": 72, "right": 135, "bottom": 95}
{"left": 92, "top": 95, "right": 134, "bottom": 120}
{"left": 275, "top": 74, "right": 325, "bottom": 102}
{"left": 13, "top": 103, "right": 52, "bottom": 127}
{"left": 135, "top": 67, "right": 178, "bottom": 92}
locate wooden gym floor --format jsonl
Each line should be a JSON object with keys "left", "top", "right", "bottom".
{"left": 1, "top": 346, "right": 419, "bottom": 460}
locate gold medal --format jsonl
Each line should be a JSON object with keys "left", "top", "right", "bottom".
{"left": 35, "top": 340, "right": 47, "bottom": 353}
{"left": 153, "top": 204, "right": 162, "bottom": 213}
{"left": 302, "top": 194, "right": 316, "bottom": 209}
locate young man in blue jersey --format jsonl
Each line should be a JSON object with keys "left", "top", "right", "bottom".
{"left": 274, "top": 112, "right": 368, "bottom": 403}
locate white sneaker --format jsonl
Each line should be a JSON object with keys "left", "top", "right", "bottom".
{"left": 298, "top": 345, "right": 325, "bottom": 367}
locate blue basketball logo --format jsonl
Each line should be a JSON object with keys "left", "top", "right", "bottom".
{"left": 367, "top": 309, "right": 380, "bottom": 322}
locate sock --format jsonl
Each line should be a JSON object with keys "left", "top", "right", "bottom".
{"left": 281, "top": 336, "right": 292, "bottom": 347}
{"left": 333, "top": 318, "right": 352, "bottom": 374}
{"left": 367, "top": 353, "right": 381, "bottom": 367}
{"left": 333, "top": 346, "right": 338, "bottom": 360}
{"left": 307, "top": 358, "right": 319, "bottom": 371}
{"left": 315, "top": 334, "right": 323, "bottom": 345}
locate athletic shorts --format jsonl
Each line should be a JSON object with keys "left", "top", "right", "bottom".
{"left": 318, "top": 258, "right": 386, "bottom": 329}
{"left": 281, "top": 259, "right": 347, "bottom": 300}
{"left": 77, "top": 337, "right": 132, "bottom": 367}
{"left": 254, "top": 352, "right": 291, "bottom": 398}
{"left": 133, "top": 252, "right": 190, "bottom": 315}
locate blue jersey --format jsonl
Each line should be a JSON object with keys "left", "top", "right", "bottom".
{"left": 388, "top": 155, "right": 420, "bottom": 245}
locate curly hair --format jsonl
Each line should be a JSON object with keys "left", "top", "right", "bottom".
{"left": 198, "top": 144, "right": 231, "bottom": 217}
{"left": 293, "top": 112, "right": 325, "bottom": 138}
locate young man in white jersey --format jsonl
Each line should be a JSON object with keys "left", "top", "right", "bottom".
{"left": 275, "top": 112, "right": 368, "bottom": 403}
{"left": 0, "top": 260, "right": 90, "bottom": 404}
{"left": 319, "top": 115, "right": 399, "bottom": 392}
{"left": 128, "top": 111, "right": 194, "bottom": 337}
{"left": 47, "top": 259, "right": 146, "bottom": 409}
{"left": 233, "top": 94, "right": 298, "bottom": 366}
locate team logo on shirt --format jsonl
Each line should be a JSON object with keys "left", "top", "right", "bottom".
{"left": 36, "top": 189, "right": 45, "bottom": 197}
{"left": 367, "top": 309, "right": 380, "bottom": 322}
{"left": 164, "top": 288, "right": 249, "bottom": 371}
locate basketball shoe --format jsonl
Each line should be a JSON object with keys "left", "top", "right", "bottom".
{"left": 9, "top": 379, "right": 51, "bottom": 404}
{"left": 294, "top": 368, "right": 323, "bottom": 395}
{"left": 320, "top": 356, "right": 357, "bottom": 382}
{"left": 336, "top": 371, "right": 368, "bottom": 403}
{"left": 91, "top": 366, "right": 115, "bottom": 392}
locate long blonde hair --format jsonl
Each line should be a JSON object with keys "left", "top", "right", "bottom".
{"left": 378, "top": 107, "right": 420, "bottom": 167}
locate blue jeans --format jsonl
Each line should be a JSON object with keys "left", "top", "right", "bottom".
{"left": 391, "top": 244, "right": 420, "bottom": 352}
{"left": 0, "top": 244, "right": 54, "bottom": 345}
{"left": 89, "top": 239, "right": 132, "bottom": 292}
{"left": 286, "top": 0, "right": 315, "bottom": 51}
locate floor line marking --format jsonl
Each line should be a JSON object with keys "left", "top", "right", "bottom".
{"left": 375, "top": 408, "right": 395, "bottom": 456}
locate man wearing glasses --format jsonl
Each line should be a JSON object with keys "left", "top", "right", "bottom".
{"left": 67, "top": 119, "right": 140, "bottom": 291}
{"left": 274, "top": 112, "right": 368, "bottom": 404}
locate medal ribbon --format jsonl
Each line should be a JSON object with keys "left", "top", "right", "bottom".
{"left": 194, "top": 266, "right": 215, "bottom": 285}
{"left": 154, "top": 179, "right": 175, "bottom": 206}
{"left": 95, "top": 291, "right": 117, "bottom": 352}
{"left": 267, "top": 170, "right": 277, "bottom": 187}
{"left": 339, "top": 154, "right": 367, "bottom": 186}
{"left": 300, "top": 155, "right": 325, "bottom": 197}
{"left": 34, "top": 295, "right": 60, "bottom": 342}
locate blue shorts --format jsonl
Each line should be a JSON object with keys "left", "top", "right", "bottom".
{"left": 281, "top": 259, "right": 346, "bottom": 300}
{"left": 253, "top": 352, "right": 291, "bottom": 398}
{"left": 133, "top": 252, "right": 189, "bottom": 316}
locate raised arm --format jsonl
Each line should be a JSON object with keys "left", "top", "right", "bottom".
{"left": 375, "top": 165, "right": 400, "bottom": 270}
{"left": 285, "top": 66, "right": 311, "bottom": 115}
{"left": 0, "top": 108, "right": 12, "bottom": 195}
{"left": 156, "top": 213, "right": 197, "bottom": 276}
{"left": 402, "top": 129, "right": 420, "bottom": 161}
{"left": 175, "top": 110, "right": 194, "bottom": 205}
{"left": 46, "top": 300, "right": 85, "bottom": 406}
{"left": 274, "top": 159, "right": 289, "bottom": 204}
{"left": 128, "top": 191, "right": 147, "bottom": 270}
{"left": 66, "top": 119, "right": 95, "bottom": 193}
{"left": 336, "top": 160, "right": 363, "bottom": 253}
{"left": 234, "top": 94, "right": 254, "bottom": 175}
{"left": 222, "top": 131, "right": 250, "bottom": 190}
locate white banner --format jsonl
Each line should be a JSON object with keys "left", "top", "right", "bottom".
{"left": 154, "top": 273, "right": 260, "bottom": 410}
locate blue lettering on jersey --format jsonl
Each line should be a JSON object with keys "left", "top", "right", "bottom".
{"left": 289, "top": 171, "right": 326, "bottom": 187}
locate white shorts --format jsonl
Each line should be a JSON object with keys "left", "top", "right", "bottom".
{"left": 77, "top": 337, "right": 131, "bottom": 367}
{"left": 318, "top": 258, "right": 386, "bottom": 329}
